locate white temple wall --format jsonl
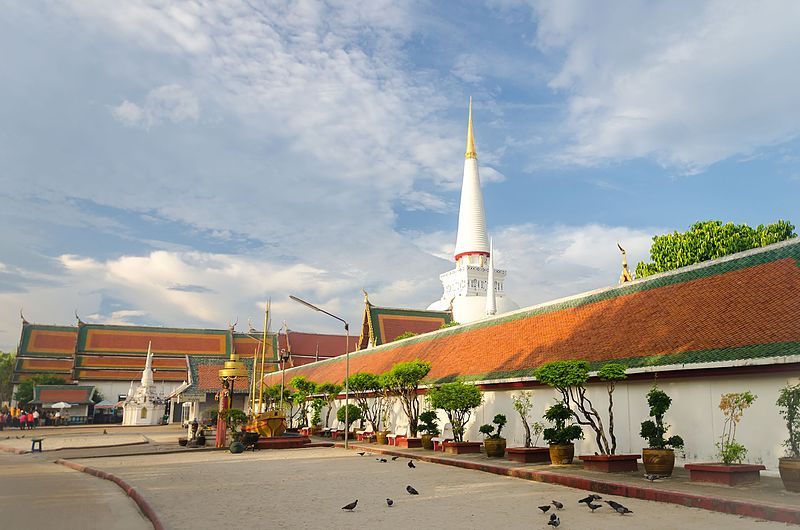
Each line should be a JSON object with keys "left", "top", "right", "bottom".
{"left": 330, "top": 370, "right": 799, "bottom": 475}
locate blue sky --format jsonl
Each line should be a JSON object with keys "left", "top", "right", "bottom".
{"left": 1, "top": 1, "right": 798, "bottom": 350}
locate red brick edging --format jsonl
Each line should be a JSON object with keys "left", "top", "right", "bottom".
{"left": 334, "top": 443, "right": 800, "bottom": 525}
{"left": 55, "top": 459, "right": 165, "bottom": 530}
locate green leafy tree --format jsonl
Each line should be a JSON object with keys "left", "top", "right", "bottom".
{"left": 317, "top": 382, "right": 343, "bottom": 427}
{"left": 289, "top": 376, "right": 317, "bottom": 428}
{"left": 14, "top": 374, "right": 68, "bottom": 405}
{"left": 222, "top": 408, "right": 248, "bottom": 436}
{"left": 311, "top": 397, "right": 325, "bottom": 427}
{"left": 418, "top": 410, "right": 440, "bottom": 435}
{"left": 337, "top": 403, "right": 362, "bottom": 431}
{"left": 512, "top": 391, "right": 539, "bottom": 448}
{"left": 535, "top": 361, "right": 627, "bottom": 454}
{"left": 0, "top": 351, "right": 16, "bottom": 404}
{"left": 636, "top": 220, "right": 796, "bottom": 278}
{"left": 717, "top": 391, "right": 757, "bottom": 464}
{"left": 392, "top": 331, "right": 418, "bottom": 342}
{"left": 382, "top": 360, "right": 431, "bottom": 437}
{"left": 542, "top": 402, "right": 584, "bottom": 445}
{"left": 426, "top": 381, "right": 482, "bottom": 442}
{"left": 346, "top": 372, "right": 382, "bottom": 429}
{"left": 640, "top": 387, "right": 684, "bottom": 450}
{"left": 777, "top": 383, "right": 800, "bottom": 459}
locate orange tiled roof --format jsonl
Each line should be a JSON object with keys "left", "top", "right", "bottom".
{"left": 264, "top": 240, "right": 800, "bottom": 386}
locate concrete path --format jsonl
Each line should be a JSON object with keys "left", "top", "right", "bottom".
{"left": 0, "top": 452, "right": 151, "bottom": 530}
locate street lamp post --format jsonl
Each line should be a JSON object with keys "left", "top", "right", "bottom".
{"left": 290, "top": 295, "right": 350, "bottom": 449}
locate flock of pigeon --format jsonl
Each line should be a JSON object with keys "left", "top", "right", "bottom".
{"left": 537, "top": 494, "right": 633, "bottom": 527}
{"left": 340, "top": 452, "right": 418, "bottom": 512}
{"left": 341, "top": 451, "right": 636, "bottom": 526}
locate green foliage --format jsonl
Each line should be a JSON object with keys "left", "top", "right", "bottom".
{"left": 597, "top": 363, "right": 627, "bottom": 382}
{"left": 382, "top": 360, "right": 431, "bottom": 437}
{"left": 777, "top": 383, "right": 800, "bottom": 459}
{"left": 512, "top": 391, "right": 536, "bottom": 448}
{"left": 427, "top": 382, "right": 482, "bottom": 442}
{"left": 439, "top": 321, "right": 460, "bottom": 329}
{"left": 317, "top": 382, "right": 343, "bottom": 427}
{"left": 418, "top": 410, "right": 440, "bottom": 435}
{"left": 337, "top": 403, "right": 362, "bottom": 430}
{"left": 289, "top": 376, "right": 317, "bottom": 428}
{"left": 542, "top": 402, "right": 584, "bottom": 445}
{"left": 13, "top": 374, "right": 68, "bottom": 405}
{"left": 716, "top": 391, "right": 757, "bottom": 464}
{"left": 480, "top": 414, "right": 508, "bottom": 439}
{"left": 639, "top": 387, "right": 684, "bottom": 450}
{"left": 222, "top": 408, "right": 248, "bottom": 433}
{"left": 0, "top": 351, "right": 16, "bottom": 404}
{"left": 635, "top": 220, "right": 796, "bottom": 278}
{"left": 311, "top": 397, "right": 325, "bottom": 426}
{"left": 535, "top": 360, "right": 590, "bottom": 389}
{"left": 392, "top": 331, "right": 418, "bottom": 342}
{"left": 347, "top": 372, "right": 383, "bottom": 430}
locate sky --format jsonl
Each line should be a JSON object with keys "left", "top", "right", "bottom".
{"left": 1, "top": 0, "right": 799, "bottom": 350}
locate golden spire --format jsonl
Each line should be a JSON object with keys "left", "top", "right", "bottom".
{"left": 465, "top": 96, "right": 477, "bottom": 159}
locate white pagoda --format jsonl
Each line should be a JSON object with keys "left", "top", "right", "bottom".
{"left": 122, "top": 341, "right": 166, "bottom": 426}
{"left": 428, "top": 98, "right": 519, "bottom": 323}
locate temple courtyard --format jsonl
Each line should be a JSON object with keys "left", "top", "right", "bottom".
{"left": 0, "top": 425, "right": 795, "bottom": 529}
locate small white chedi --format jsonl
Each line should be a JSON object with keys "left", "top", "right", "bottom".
{"left": 428, "top": 98, "right": 519, "bottom": 323}
{"left": 122, "top": 341, "right": 166, "bottom": 426}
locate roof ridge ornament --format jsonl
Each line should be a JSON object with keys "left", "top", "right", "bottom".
{"left": 465, "top": 96, "right": 477, "bottom": 159}
{"left": 618, "top": 243, "right": 633, "bottom": 284}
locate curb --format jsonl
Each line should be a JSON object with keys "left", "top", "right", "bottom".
{"left": 0, "top": 440, "right": 150, "bottom": 455}
{"left": 334, "top": 443, "right": 800, "bottom": 525}
{"left": 56, "top": 459, "right": 165, "bottom": 530}
{"left": 0, "top": 444, "right": 27, "bottom": 454}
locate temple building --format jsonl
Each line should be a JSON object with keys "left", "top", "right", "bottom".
{"left": 356, "top": 292, "right": 452, "bottom": 350}
{"left": 428, "top": 98, "right": 519, "bottom": 323}
{"left": 121, "top": 342, "right": 166, "bottom": 425}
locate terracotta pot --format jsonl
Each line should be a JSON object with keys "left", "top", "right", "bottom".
{"left": 685, "top": 463, "right": 765, "bottom": 486}
{"left": 484, "top": 438, "right": 507, "bottom": 458}
{"left": 642, "top": 448, "right": 675, "bottom": 476}
{"left": 580, "top": 453, "right": 640, "bottom": 473}
{"left": 421, "top": 434, "right": 435, "bottom": 450}
{"left": 779, "top": 457, "right": 800, "bottom": 492}
{"left": 549, "top": 444, "right": 574, "bottom": 465}
{"left": 443, "top": 441, "right": 483, "bottom": 454}
{"left": 376, "top": 431, "right": 389, "bottom": 445}
{"left": 505, "top": 447, "right": 551, "bottom": 464}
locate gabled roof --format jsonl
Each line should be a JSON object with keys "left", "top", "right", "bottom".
{"left": 265, "top": 238, "right": 800, "bottom": 386}
{"left": 18, "top": 324, "right": 77, "bottom": 357}
{"left": 280, "top": 330, "right": 358, "bottom": 368}
{"left": 180, "top": 356, "right": 254, "bottom": 399}
{"left": 29, "top": 385, "right": 95, "bottom": 405}
{"left": 76, "top": 324, "right": 230, "bottom": 357}
{"left": 357, "top": 295, "right": 452, "bottom": 350}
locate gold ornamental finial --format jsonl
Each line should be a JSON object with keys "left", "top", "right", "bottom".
{"left": 465, "top": 97, "right": 477, "bottom": 159}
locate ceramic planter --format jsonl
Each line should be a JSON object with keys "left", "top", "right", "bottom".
{"left": 376, "top": 431, "right": 389, "bottom": 445}
{"left": 443, "top": 441, "right": 483, "bottom": 454}
{"left": 483, "top": 438, "right": 507, "bottom": 458}
{"left": 685, "top": 463, "right": 766, "bottom": 486}
{"left": 421, "top": 434, "right": 435, "bottom": 450}
{"left": 505, "top": 447, "right": 551, "bottom": 464}
{"left": 642, "top": 448, "right": 675, "bottom": 476}
{"left": 580, "top": 453, "right": 641, "bottom": 473}
{"left": 548, "top": 444, "right": 574, "bottom": 465}
{"left": 779, "top": 457, "right": 800, "bottom": 492}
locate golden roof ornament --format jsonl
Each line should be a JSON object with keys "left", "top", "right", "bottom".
{"left": 465, "top": 96, "right": 477, "bottom": 160}
{"left": 618, "top": 243, "right": 633, "bottom": 284}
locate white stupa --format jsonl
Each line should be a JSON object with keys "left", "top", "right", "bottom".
{"left": 428, "top": 98, "right": 518, "bottom": 323}
{"left": 122, "top": 341, "right": 166, "bottom": 426}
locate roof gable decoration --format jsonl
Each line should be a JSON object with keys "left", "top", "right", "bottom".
{"left": 356, "top": 292, "right": 452, "bottom": 350}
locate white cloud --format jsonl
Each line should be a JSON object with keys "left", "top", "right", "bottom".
{"left": 512, "top": 1, "right": 800, "bottom": 172}
{"left": 111, "top": 84, "right": 199, "bottom": 129}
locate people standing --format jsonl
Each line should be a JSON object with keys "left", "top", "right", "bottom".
{"left": 19, "top": 410, "right": 27, "bottom": 430}
{"left": 27, "top": 411, "right": 35, "bottom": 430}
{"left": 32, "top": 410, "right": 40, "bottom": 428}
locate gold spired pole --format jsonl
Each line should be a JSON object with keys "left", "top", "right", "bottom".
{"left": 257, "top": 300, "right": 270, "bottom": 413}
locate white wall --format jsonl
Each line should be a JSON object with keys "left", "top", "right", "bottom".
{"left": 328, "top": 370, "right": 799, "bottom": 475}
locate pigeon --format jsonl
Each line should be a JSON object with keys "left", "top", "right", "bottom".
{"left": 341, "top": 500, "right": 358, "bottom": 511}
{"left": 591, "top": 494, "right": 602, "bottom": 500}
{"left": 578, "top": 495, "right": 595, "bottom": 504}
{"left": 406, "top": 485, "right": 419, "bottom": 495}
{"left": 537, "top": 505, "right": 551, "bottom": 514}
{"left": 391, "top": 456, "right": 399, "bottom": 461}
{"left": 644, "top": 474, "right": 660, "bottom": 482}
{"left": 550, "top": 513, "right": 557, "bottom": 521}
{"left": 377, "top": 458, "right": 388, "bottom": 462}
{"left": 587, "top": 502, "right": 602, "bottom": 512}
{"left": 605, "top": 500, "right": 633, "bottom": 515}
{"left": 408, "top": 460, "right": 416, "bottom": 468}
{"left": 551, "top": 500, "right": 564, "bottom": 510}
{"left": 357, "top": 452, "right": 365, "bottom": 456}
{"left": 386, "top": 498, "right": 394, "bottom": 507}
{"left": 103, "top": 429, "right": 107, "bottom": 435}
{"left": 547, "top": 516, "right": 560, "bottom": 527}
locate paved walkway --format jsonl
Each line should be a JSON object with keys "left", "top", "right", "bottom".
{"left": 0, "top": 452, "right": 151, "bottom": 530}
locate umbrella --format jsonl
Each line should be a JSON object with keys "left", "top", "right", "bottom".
{"left": 51, "top": 402, "right": 72, "bottom": 409}
{"left": 93, "top": 400, "right": 116, "bottom": 410}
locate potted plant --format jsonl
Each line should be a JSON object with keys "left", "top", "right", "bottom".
{"left": 427, "top": 381, "right": 483, "bottom": 454}
{"left": 542, "top": 402, "right": 583, "bottom": 465}
{"left": 479, "top": 414, "right": 507, "bottom": 458}
{"left": 506, "top": 391, "right": 549, "bottom": 463}
{"left": 336, "top": 403, "right": 362, "bottom": 437}
{"left": 777, "top": 383, "right": 800, "bottom": 492}
{"left": 536, "top": 361, "right": 639, "bottom": 472}
{"left": 381, "top": 360, "right": 431, "bottom": 439}
{"left": 418, "top": 410, "right": 440, "bottom": 450}
{"left": 317, "top": 382, "right": 343, "bottom": 429}
{"left": 310, "top": 397, "right": 325, "bottom": 435}
{"left": 686, "top": 391, "right": 765, "bottom": 485}
{"left": 639, "top": 387, "right": 684, "bottom": 476}
{"left": 222, "top": 408, "right": 248, "bottom": 453}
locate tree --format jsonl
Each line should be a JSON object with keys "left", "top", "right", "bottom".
{"left": 392, "top": 331, "right": 418, "bottom": 342}
{"left": 427, "top": 381, "right": 482, "bottom": 442}
{"left": 337, "top": 403, "right": 362, "bottom": 431}
{"left": 0, "top": 351, "right": 16, "bottom": 404}
{"left": 14, "top": 374, "right": 68, "bottom": 405}
{"left": 381, "top": 360, "right": 431, "bottom": 437}
{"left": 222, "top": 408, "right": 248, "bottom": 438}
{"left": 317, "top": 382, "right": 343, "bottom": 427}
{"left": 636, "top": 220, "right": 796, "bottom": 278}
{"left": 346, "top": 372, "right": 384, "bottom": 430}
{"left": 289, "top": 376, "right": 317, "bottom": 428}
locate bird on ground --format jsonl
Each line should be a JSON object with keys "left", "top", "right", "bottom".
{"left": 357, "top": 452, "right": 365, "bottom": 456}
{"left": 550, "top": 513, "right": 557, "bottom": 521}
{"left": 587, "top": 502, "right": 602, "bottom": 512}
{"left": 391, "top": 456, "right": 399, "bottom": 460}
{"left": 103, "top": 429, "right": 107, "bottom": 435}
{"left": 644, "top": 474, "right": 660, "bottom": 482}
{"left": 605, "top": 500, "right": 633, "bottom": 515}
{"left": 408, "top": 460, "right": 416, "bottom": 468}
{"left": 377, "top": 458, "right": 388, "bottom": 462}
{"left": 341, "top": 500, "right": 358, "bottom": 511}
{"left": 578, "top": 494, "right": 596, "bottom": 504}
{"left": 551, "top": 500, "right": 564, "bottom": 510}
{"left": 537, "top": 505, "right": 551, "bottom": 514}
{"left": 547, "top": 515, "right": 560, "bottom": 527}
{"left": 386, "top": 498, "right": 394, "bottom": 507}
{"left": 406, "top": 485, "right": 419, "bottom": 495}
